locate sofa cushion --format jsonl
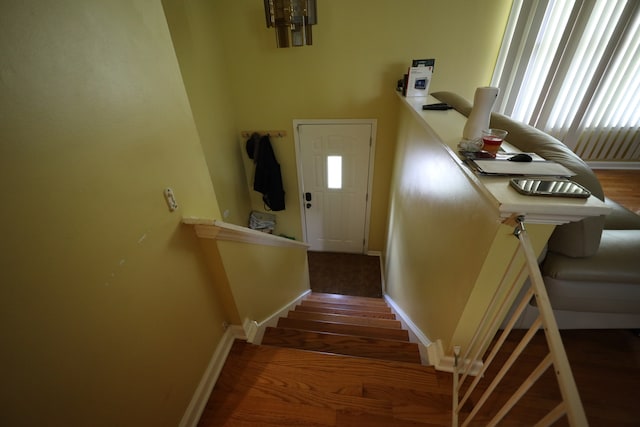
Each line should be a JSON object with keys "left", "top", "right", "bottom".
{"left": 542, "top": 230, "right": 640, "bottom": 313}
{"left": 432, "top": 91, "right": 605, "bottom": 257}
{"left": 542, "top": 277, "right": 640, "bottom": 314}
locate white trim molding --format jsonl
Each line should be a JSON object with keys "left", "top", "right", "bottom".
{"left": 179, "top": 325, "right": 246, "bottom": 427}
{"left": 586, "top": 161, "right": 640, "bottom": 170}
{"left": 384, "top": 294, "right": 483, "bottom": 375}
{"left": 183, "top": 217, "right": 310, "bottom": 249}
{"left": 246, "top": 289, "right": 311, "bottom": 344}
{"left": 383, "top": 294, "right": 432, "bottom": 366}
{"left": 429, "top": 339, "right": 483, "bottom": 376}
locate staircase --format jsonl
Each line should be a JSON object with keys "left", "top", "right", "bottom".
{"left": 199, "top": 292, "right": 452, "bottom": 426}
{"left": 261, "top": 292, "right": 422, "bottom": 364}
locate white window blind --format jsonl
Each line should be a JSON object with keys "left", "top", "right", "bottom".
{"left": 492, "top": 0, "right": 640, "bottom": 162}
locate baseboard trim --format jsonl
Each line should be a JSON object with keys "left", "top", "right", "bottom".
{"left": 429, "top": 339, "right": 483, "bottom": 375}
{"left": 587, "top": 161, "right": 640, "bottom": 170}
{"left": 384, "top": 294, "right": 432, "bottom": 365}
{"left": 246, "top": 289, "right": 312, "bottom": 344}
{"left": 384, "top": 294, "right": 483, "bottom": 375}
{"left": 179, "top": 325, "right": 246, "bottom": 427}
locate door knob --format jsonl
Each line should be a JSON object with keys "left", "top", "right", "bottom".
{"left": 306, "top": 203, "right": 312, "bottom": 208}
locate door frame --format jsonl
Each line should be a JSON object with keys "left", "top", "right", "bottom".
{"left": 293, "top": 119, "right": 377, "bottom": 253}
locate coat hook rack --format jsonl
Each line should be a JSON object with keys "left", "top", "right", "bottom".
{"left": 241, "top": 130, "right": 287, "bottom": 138}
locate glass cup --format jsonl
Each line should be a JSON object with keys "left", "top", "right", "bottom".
{"left": 481, "top": 128, "right": 508, "bottom": 155}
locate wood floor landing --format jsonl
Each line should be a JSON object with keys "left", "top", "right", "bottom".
{"left": 199, "top": 340, "right": 452, "bottom": 427}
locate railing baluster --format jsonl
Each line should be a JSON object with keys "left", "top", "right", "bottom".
{"left": 462, "top": 317, "right": 542, "bottom": 427}
{"left": 459, "top": 260, "right": 529, "bottom": 387}
{"left": 457, "top": 285, "right": 535, "bottom": 412}
{"left": 487, "top": 353, "right": 553, "bottom": 426}
{"left": 452, "top": 216, "right": 588, "bottom": 426}
{"left": 515, "top": 218, "right": 588, "bottom": 426}
{"left": 534, "top": 402, "right": 566, "bottom": 427}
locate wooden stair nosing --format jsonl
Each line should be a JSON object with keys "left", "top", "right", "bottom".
{"left": 305, "top": 292, "right": 388, "bottom": 306}
{"left": 287, "top": 310, "right": 402, "bottom": 329}
{"left": 276, "top": 317, "right": 410, "bottom": 342}
{"left": 294, "top": 304, "right": 397, "bottom": 319}
{"left": 228, "top": 340, "right": 443, "bottom": 392}
{"left": 300, "top": 299, "right": 392, "bottom": 313}
{"left": 262, "top": 327, "right": 422, "bottom": 364}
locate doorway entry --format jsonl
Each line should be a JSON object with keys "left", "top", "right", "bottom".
{"left": 294, "top": 120, "right": 376, "bottom": 253}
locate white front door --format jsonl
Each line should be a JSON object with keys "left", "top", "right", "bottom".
{"left": 295, "top": 121, "right": 375, "bottom": 253}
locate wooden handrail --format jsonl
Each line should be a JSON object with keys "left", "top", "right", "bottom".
{"left": 182, "top": 217, "right": 310, "bottom": 249}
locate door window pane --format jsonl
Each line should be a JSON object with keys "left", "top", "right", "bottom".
{"left": 327, "top": 156, "right": 342, "bottom": 189}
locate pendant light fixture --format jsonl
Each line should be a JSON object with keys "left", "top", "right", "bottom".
{"left": 264, "top": 0, "right": 317, "bottom": 48}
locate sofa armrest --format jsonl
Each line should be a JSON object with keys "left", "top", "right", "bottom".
{"left": 604, "top": 198, "right": 640, "bottom": 230}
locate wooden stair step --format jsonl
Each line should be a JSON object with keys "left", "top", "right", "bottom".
{"left": 287, "top": 310, "right": 402, "bottom": 329}
{"left": 204, "top": 342, "right": 452, "bottom": 427}
{"left": 300, "top": 299, "right": 392, "bottom": 313}
{"left": 228, "top": 340, "right": 445, "bottom": 393}
{"left": 277, "top": 317, "right": 410, "bottom": 342}
{"left": 305, "top": 292, "right": 389, "bottom": 307}
{"left": 294, "top": 304, "right": 397, "bottom": 319}
{"left": 262, "top": 327, "right": 422, "bottom": 364}
{"left": 217, "top": 349, "right": 364, "bottom": 397}
{"left": 202, "top": 390, "right": 336, "bottom": 427}
{"left": 203, "top": 391, "right": 433, "bottom": 427}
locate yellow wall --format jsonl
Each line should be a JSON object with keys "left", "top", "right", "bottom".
{"left": 217, "top": 240, "right": 310, "bottom": 325}
{"left": 196, "top": 236, "right": 310, "bottom": 329}
{"left": 387, "top": 100, "right": 556, "bottom": 355}
{"left": 205, "top": 0, "right": 512, "bottom": 248}
{"left": 0, "top": 1, "right": 227, "bottom": 425}
{"left": 385, "top": 105, "right": 500, "bottom": 350}
{"left": 0, "top": 1, "right": 513, "bottom": 424}
{"left": 162, "top": 0, "right": 253, "bottom": 227}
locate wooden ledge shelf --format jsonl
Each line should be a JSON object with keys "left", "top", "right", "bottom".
{"left": 240, "top": 130, "right": 287, "bottom": 138}
{"left": 399, "top": 94, "right": 611, "bottom": 225}
{"left": 183, "top": 217, "right": 309, "bottom": 249}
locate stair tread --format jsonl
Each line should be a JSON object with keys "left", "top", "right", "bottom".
{"left": 300, "top": 299, "right": 392, "bottom": 313}
{"left": 306, "top": 292, "right": 388, "bottom": 306}
{"left": 229, "top": 340, "right": 444, "bottom": 391}
{"left": 202, "top": 390, "right": 337, "bottom": 427}
{"left": 277, "top": 317, "right": 410, "bottom": 341}
{"left": 287, "top": 310, "right": 402, "bottom": 329}
{"left": 204, "top": 390, "right": 446, "bottom": 427}
{"left": 295, "top": 304, "right": 397, "bottom": 319}
{"left": 204, "top": 341, "right": 452, "bottom": 427}
{"left": 262, "top": 327, "right": 422, "bottom": 364}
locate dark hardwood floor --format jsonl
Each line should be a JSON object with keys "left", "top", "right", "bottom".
{"left": 594, "top": 168, "right": 640, "bottom": 214}
{"left": 463, "top": 329, "right": 640, "bottom": 426}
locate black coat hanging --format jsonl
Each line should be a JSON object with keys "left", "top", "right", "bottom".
{"left": 246, "top": 133, "right": 285, "bottom": 211}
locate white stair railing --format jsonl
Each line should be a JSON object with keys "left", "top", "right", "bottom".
{"left": 452, "top": 216, "right": 588, "bottom": 426}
